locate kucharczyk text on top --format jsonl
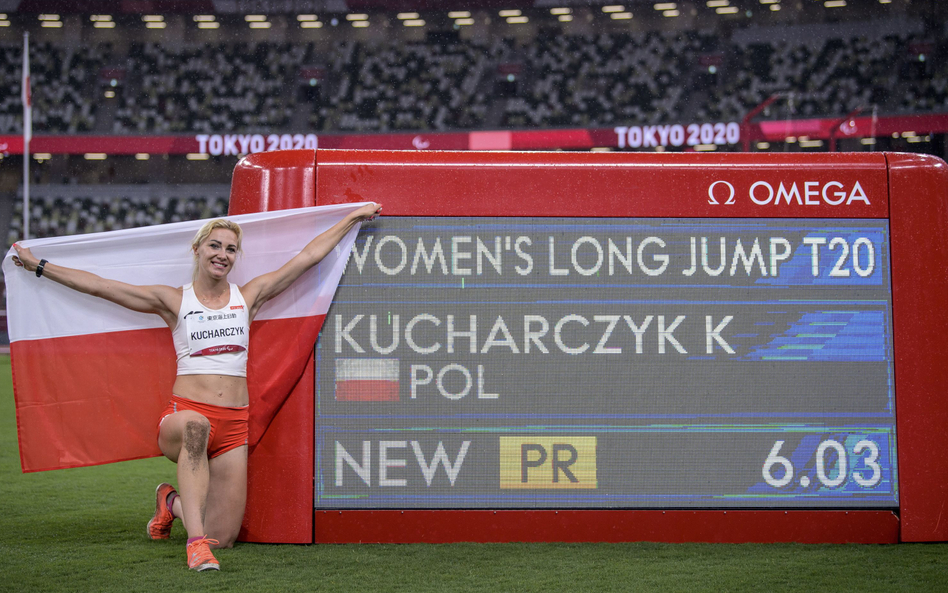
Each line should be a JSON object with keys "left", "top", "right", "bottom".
{"left": 345, "top": 233, "right": 881, "bottom": 279}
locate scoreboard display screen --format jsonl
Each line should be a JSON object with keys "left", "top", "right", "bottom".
{"left": 314, "top": 216, "right": 897, "bottom": 508}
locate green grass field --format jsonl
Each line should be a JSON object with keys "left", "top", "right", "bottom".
{"left": 1, "top": 354, "right": 946, "bottom": 592}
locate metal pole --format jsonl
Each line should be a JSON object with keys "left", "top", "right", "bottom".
{"left": 22, "top": 135, "right": 29, "bottom": 240}
{"left": 22, "top": 32, "right": 30, "bottom": 240}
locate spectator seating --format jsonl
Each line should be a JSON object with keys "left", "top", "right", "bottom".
{"left": 113, "top": 42, "right": 294, "bottom": 133}
{"left": 0, "top": 20, "right": 944, "bottom": 135}
{"left": 694, "top": 34, "right": 906, "bottom": 122}
{"left": 323, "top": 37, "right": 496, "bottom": 132}
{"left": 6, "top": 186, "right": 230, "bottom": 245}
{"left": 0, "top": 41, "right": 104, "bottom": 134}
{"left": 503, "top": 31, "right": 715, "bottom": 128}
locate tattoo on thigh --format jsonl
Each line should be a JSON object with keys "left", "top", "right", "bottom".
{"left": 184, "top": 419, "right": 209, "bottom": 468}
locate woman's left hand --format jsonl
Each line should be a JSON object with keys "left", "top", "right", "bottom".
{"left": 354, "top": 202, "right": 382, "bottom": 221}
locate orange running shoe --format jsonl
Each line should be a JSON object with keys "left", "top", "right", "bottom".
{"left": 186, "top": 536, "right": 221, "bottom": 571}
{"left": 147, "top": 483, "right": 176, "bottom": 540}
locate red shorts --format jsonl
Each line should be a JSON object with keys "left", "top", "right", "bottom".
{"left": 158, "top": 395, "right": 249, "bottom": 459}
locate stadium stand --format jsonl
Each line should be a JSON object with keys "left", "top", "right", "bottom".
{"left": 326, "top": 36, "right": 496, "bottom": 131}
{"left": 896, "top": 38, "right": 948, "bottom": 114}
{"left": 0, "top": 17, "right": 945, "bottom": 135}
{"left": 695, "top": 34, "right": 912, "bottom": 122}
{"left": 0, "top": 41, "right": 104, "bottom": 134}
{"left": 503, "top": 30, "right": 716, "bottom": 128}
{"left": 113, "top": 42, "right": 294, "bottom": 133}
{"left": 5, "top": 185, "right": 230, "bottom": 244}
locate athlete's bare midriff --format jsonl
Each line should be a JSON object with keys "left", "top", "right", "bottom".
{"left": 172, "top": 374, "right": 249, "bottom": 407}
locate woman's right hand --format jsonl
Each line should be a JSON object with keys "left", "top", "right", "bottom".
{"left": 11, "top": 243, "right": 40, "bottom": 273}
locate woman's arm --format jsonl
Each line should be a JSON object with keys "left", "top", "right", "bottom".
{"left": 240, "top": 202, "right": 381, "bottom": 319}
{"left": 11, "top": 244, "right": 181, "bottom": 327}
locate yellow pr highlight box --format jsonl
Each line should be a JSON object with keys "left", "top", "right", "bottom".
{"left": 499, "top": 436, "right": 598, "bottom": 489}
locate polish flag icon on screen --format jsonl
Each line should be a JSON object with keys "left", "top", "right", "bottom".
{"left": 335, "top": 359, "right": 400, "bottom": 401}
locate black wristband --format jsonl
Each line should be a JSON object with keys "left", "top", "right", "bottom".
{"left": 35, "top": 259, "right": 47, "bottom": 278}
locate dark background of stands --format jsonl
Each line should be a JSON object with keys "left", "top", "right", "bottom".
{"left": 0, "top": 0, "right": 945, "bottom": 250}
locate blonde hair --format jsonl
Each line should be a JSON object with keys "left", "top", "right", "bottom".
{"left": 191, "top": 219, "right": 243, "bottom": 279}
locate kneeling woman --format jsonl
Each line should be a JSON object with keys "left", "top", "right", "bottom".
{"left": 11, "top": 202, "right": 381, "bottom": 571}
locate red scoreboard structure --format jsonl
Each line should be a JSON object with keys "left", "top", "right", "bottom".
{"left": 229, "top": 149, "right": 947, "bottom": 544}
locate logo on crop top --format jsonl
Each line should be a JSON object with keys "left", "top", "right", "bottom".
{"left": 191, "top": 344, "right": 246, "bottom": 357}
{"left": 183, "top": 310, "right": 204, "bottom": 320}
{"left": 206, "top": 312, "right": 237, "bottom": 322}
{"left": 231, "top": 305, "right": 244, "bottom": 310}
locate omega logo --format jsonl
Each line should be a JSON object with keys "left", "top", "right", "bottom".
{"left": 707, "top": 181, "right": 735, "bottom": 205}
{"left": 708, "top": 180, "right": 870, "bottom": 206}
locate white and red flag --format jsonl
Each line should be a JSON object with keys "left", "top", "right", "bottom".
{"left": 335, "top": 358, "right": 400, "bottom": 401}
{"left": 3, "top": 203, "right": 369, "bottom": 472}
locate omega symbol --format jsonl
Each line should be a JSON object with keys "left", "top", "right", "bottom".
{"left": 708, "top": 180, "right": 735, "bottom": 205}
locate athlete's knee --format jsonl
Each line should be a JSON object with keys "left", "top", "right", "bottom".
{"left": 209, "top": 520, "right": 240, "bottom": 549}
{"left": 212, "top": 533, "right": 237, "bottom": 549}
{"left": 183, "top": 417, "right": 210, "bottom": 458}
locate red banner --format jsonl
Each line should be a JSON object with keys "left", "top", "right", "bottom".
{"left": 0, "top": 112, "right": 945, "bottom": 156}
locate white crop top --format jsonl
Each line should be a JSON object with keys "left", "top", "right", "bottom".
{"left": 172, "top": 283, "right": 250, "bottom": 377}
